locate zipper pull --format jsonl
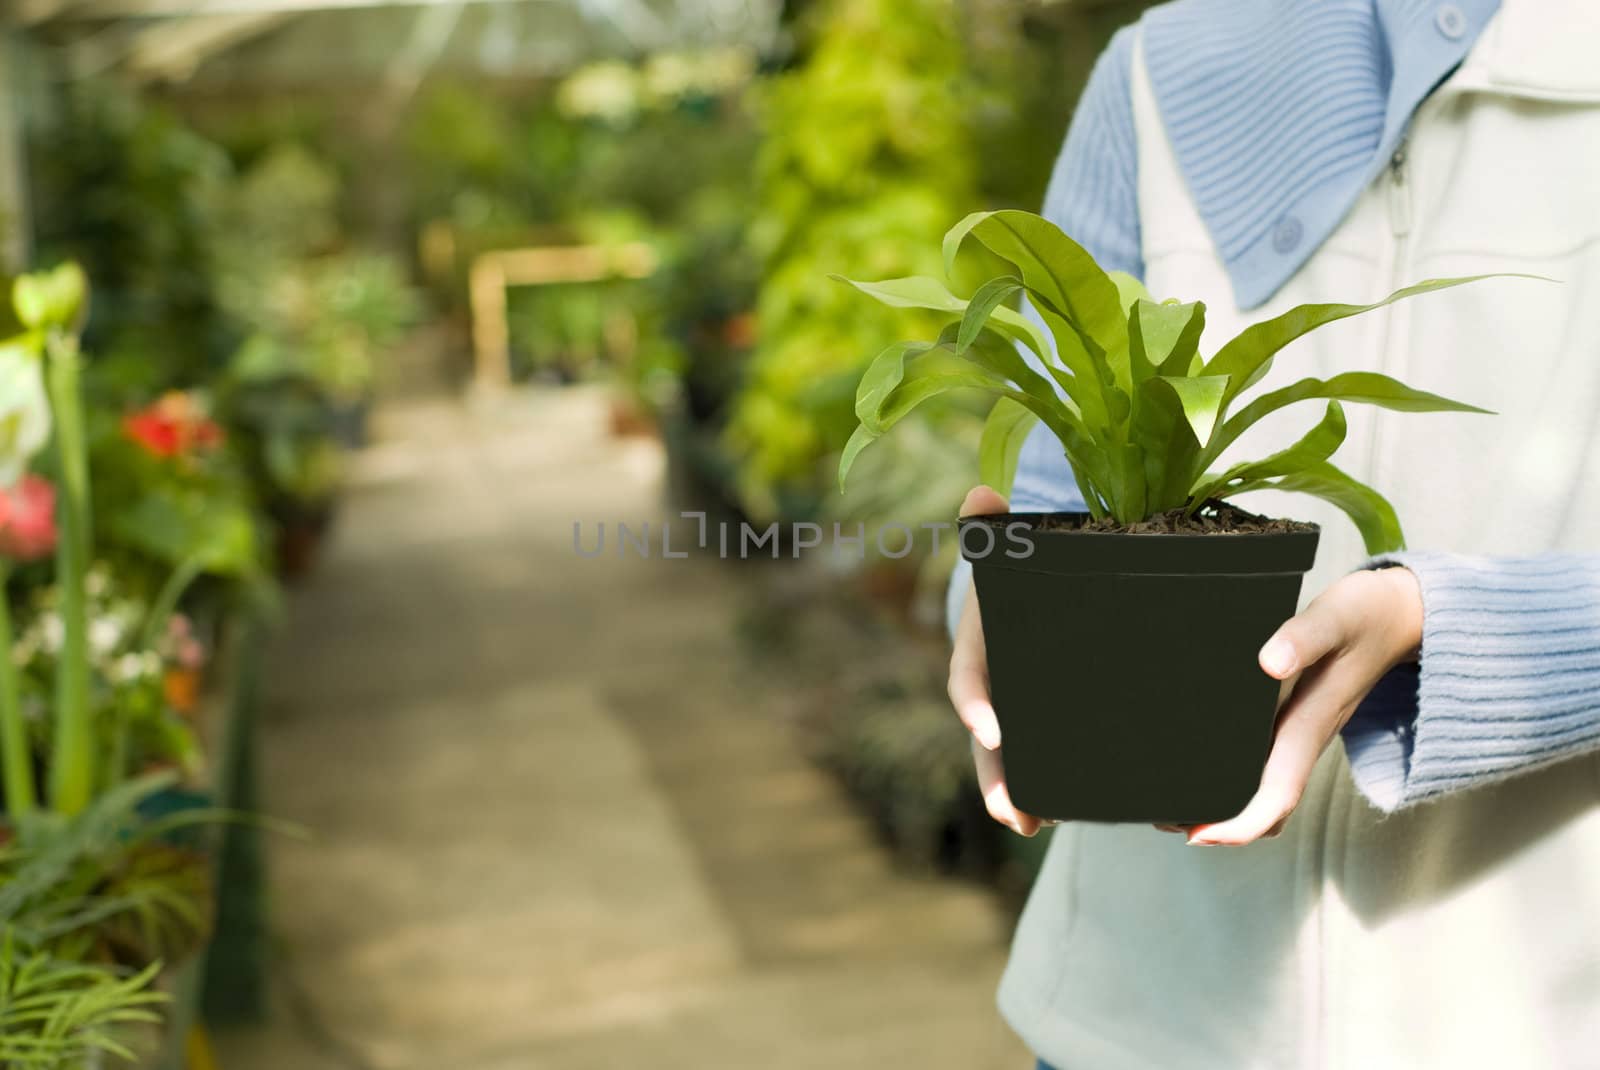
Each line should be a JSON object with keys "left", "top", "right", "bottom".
{"left": 1387, "top": 140, "right": 1412, "bottom": 237}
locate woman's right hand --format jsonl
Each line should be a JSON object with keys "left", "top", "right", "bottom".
{"left": 950, "top": 485, "right": 1045, "bottom": 837}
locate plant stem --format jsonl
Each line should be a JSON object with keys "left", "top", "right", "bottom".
{"left": 0, "top": 564, "right": 36, "bottom": 818}
{"left": 1071, "top": 471, "right": 1105, "bottom": 520}
{"left": 44, "top": 334, "right": 94, "bottom": 815}
{"left": 103, "top": 707, "right": 127, "bottom": 796}
{"left": 142, "top": 554, "right": 204, "bottom": 652}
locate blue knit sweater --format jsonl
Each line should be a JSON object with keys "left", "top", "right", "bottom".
{"left": 975, "top": 0, "right": 1600, "bottom": 814}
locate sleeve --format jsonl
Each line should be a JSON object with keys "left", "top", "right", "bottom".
{"left": 1340, "top": 552, "right": 1600, "bottom": 813}
{"left": 947, "top": 26, "right": 1142, "bottom": 639}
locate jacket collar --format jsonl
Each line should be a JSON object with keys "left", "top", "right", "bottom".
{"left": 1142, "top": 0, "right": 1500, "bottom": 310}
{"left": 1453, "top": 0, "right": 1600, "bottom": 101}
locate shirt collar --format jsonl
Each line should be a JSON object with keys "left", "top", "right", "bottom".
{"left": 1144, "top": 0, "right": 1500, "bottom": 310}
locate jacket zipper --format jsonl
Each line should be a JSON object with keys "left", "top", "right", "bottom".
{"left": 1314, "top": 133, "right": 1417, "bottom": 1068}
{"left": 1387, "top": 138, "right": 1413, "bottom": 239}
{"left": 1367, "top": 135, "right": 1413, "bottom": 515}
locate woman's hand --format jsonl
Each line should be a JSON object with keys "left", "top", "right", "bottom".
{"left": 949, "top": 485, "right": 1045, "bottom": 836}
{"left": 1184, "top": 566, "right": 1424, "bottom": 846}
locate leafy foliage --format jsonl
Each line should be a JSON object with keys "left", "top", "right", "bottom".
{"left": 219, "top": 369, "right": 344, "bottom": 509}
{"left": 210, "top": 146, "right": 420, "bottom": 405}
{"left": 725, "top": 0, "right": 983, "bottom": 520}
{"left": 0, "top": 774, "right": 229, "bottom": 1066}
{"left": 0, "top": 943, "right": 164, "bottom": 1067}
{"left": 10, "top": 565, "right": 207, "bottom": 786}
{"left": 27, "top": 80, "right": 235, "bottom": 391}
{"left": 839, "top": 210, "right": 1506, "bottom": 553}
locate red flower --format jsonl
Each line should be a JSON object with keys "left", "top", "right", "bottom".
{"left": 123, "top": 392, "right": 224, "bottom": 459}
{"left": 0, "top": 475, "right": 57, "bottom": 562}
{"left": 123, "top": 411, "right": 181, "bottom": 457}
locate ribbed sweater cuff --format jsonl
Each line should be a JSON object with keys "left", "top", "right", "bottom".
{"left": 1342, "top": 551, "right": 1600, "bottom": 813}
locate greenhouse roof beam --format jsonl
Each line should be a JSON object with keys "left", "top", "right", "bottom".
{"left": 123, "top": 10, "right": 295, "bottom": 80}
{"left": 25, "top": 0, "right": 779, "bottom": 87}
{"left": 57, "top": 0, "right": 574, "bottom": 17}
{"left": 12, "top": 0, "right": 99, "bottom": 25}
{"left": 575, "top": 0, "right": 666, "bottom": 49}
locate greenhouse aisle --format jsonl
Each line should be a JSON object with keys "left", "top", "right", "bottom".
{"left": 214, "top": 385, "right": 1027, "bottom": 1070}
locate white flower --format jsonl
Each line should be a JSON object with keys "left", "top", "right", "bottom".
{"left": 113, "top": 652, "right": 146, "bottom": 684}
{"left": 89, "top": 616, "right": 122, "bottom": 657}
{"left": 38, "top": 612, "right": 64, "bottom": 654}
{"left": 557, "top": 61, "right": 639, "bottom": 123}
{"left": 85, "top": 565, "right": 110, "bottom": 599}
{"left": 642, "top": 52, "right": 696, "bottom": 101}
{"left": 0, "top": 342, "right": 51, "bottom": 487}
{"left": 109, "top": 601, "right": 142, "bottom": 641}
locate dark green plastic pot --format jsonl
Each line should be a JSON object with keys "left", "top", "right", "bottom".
{"left": 959, "top": 512, "right": 1319, "bottom": 824}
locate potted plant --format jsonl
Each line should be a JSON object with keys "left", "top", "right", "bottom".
{"left": 0, "top": 773, "right": 225, "bottom": 1067}
{"left": 0, "top": 266, "right": 228, "bottom": 1067}
{"left": 217, "top": 350, "right": 343, "bottom": 582}
{"left": 837, "top": 210, "right": 1510, "bottom": 823}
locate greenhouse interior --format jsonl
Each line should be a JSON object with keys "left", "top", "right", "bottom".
{"left": 0, "top": 0, "right": 1149, "bottom": 1066}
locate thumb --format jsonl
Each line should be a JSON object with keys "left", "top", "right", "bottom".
{"left": 959, "top": 485, "right": 1009, "bottom": 518}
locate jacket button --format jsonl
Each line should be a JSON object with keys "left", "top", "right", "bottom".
{"left": 1272, "top": 216, "right": 1303, "bottom": 254}
{"left": 1435, "top": 3, "right": 1467, "bottom": 39}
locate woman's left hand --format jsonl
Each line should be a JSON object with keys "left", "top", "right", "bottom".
{"left": 1180, "top": 567, "right": 1424, "bottom": 846}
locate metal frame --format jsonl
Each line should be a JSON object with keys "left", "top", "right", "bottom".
{"left": 468, "top": 242, "right": 657, "bottom": 390}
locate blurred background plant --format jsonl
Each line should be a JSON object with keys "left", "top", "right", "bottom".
{"left": 725, "top": 0, "right": 1153, "bottom": 602}
{"left": 0, "top": 3, "right": 1152, "bottom": 1060}
{"left": 0, "top": 258, "right": 272, "bottom": 1060}
{"left": 728, "top": 0, "right": 981, "bottom": 527}
{"left": 24, "top": 81, "right": 234, "bottom": 395}
{"left": 10, "top": 0, "right": 1144, "bottom": 862}
{"left": 0, "top": 774, "right": 221, "bottom": 1065}
{"left": 212, "top": 144, "right": 421, "bottom": 412}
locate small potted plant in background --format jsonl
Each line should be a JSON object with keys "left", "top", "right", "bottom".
{"left": 301, "top": 252, "right": 420, "bottom": 447}
{"left": 220, "top": 337, "right": 345, "bottom": 581}
{"left": 838, "top": 210, "right": 1517, "bottom": 823}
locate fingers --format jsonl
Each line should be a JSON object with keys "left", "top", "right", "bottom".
{"left": 958, "top": 482, "right": 1036, "bottom": 835}
{"left": 973, "top": 737, "right": 1041, "bottom": 837}
{"left": 1186, "top": 683, "right": 1331, "bottom": 845}
{"left": 949, "top": 484, "right": 1008, "bottom": 752}
{"left": 1192, "top": 644, "right": 1374, "bottom": 845}
{"left": 1186, "top": 571, "right": 1424, "bottom": 847}
{"left": 959, "top": 484, "right": 1009, "bottom": 519}
{"left": 1258, "top": 588, "right": 1350, "bottom": 680}
{"left": 950, "top": 484, "right": 1008, "bottom": 750}
{"left": 1196, "top": 578, "right": 1379, "bottom": 845}
{"left": 1259, "top": 568, "right": 1414, "bottom": 682}
{"left": 948, "top": 585, "right": 1000, "bottom": 749}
